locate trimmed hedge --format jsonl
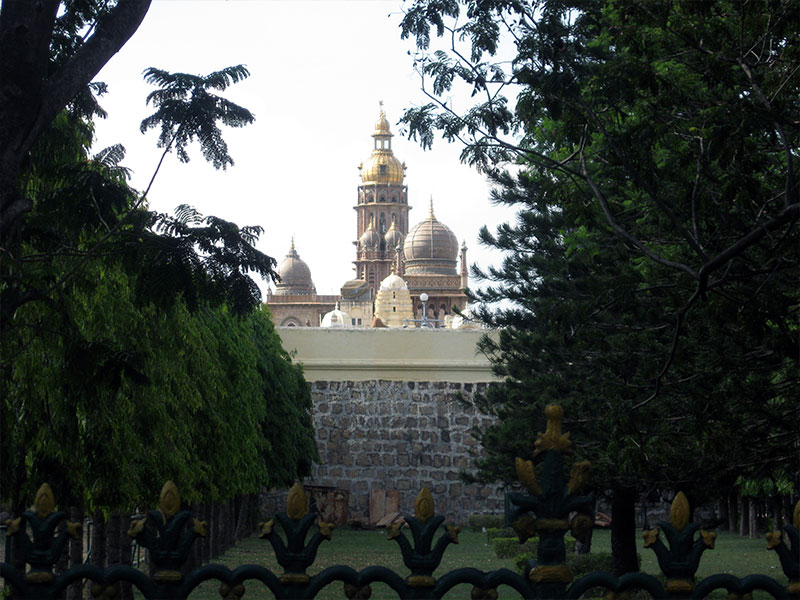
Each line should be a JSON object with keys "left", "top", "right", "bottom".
{"left": 467, "top": 514, "right": 505, "bottom": 532}
{"left": 486, "top": 527, "right": 517, "bottom": 542}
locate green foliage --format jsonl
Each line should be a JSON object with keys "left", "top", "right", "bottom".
{"left": 485, "top": 527, "right": 516, "bottom": 542}
{"left": 141, "top": 65, "right": 254, "bottom": 169}
{"left": 492, "top": 536, "right": 536, "bottom": 559}
{"left": 467, "top": 513, "right": 505, "bottom": 532}
{"left": 400, "top": 0, "right": 799, "bottom": 502}
{"left": 0, "top": 57, "right": 313, "bottom": 512}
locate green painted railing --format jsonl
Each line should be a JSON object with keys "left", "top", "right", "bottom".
{"left": 2, "top": 405, "right": 798, "bottom": 599}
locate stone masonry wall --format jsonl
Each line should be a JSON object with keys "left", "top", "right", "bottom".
{"left": 306, "top": 379, "right": 503, "bottom": 524}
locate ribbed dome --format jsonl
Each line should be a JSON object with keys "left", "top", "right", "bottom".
{"left": 359, "top": 221, "right": 381, "bottom": 250}
{"left": 380, "top": 272, "right": 408, "bottom": 291}
{"left": 360, "top": 152, "right": 405, "bottom": 184}
{"left": 274, "top": 241, "right": 315, "bottom": 295}
{"left": 403, "top": 202, "right": 459, "bottom": 275}
{"left": 384, "top": 218, "right": 403, "bottom": 251}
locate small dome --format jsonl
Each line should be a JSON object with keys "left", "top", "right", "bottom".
{"left": 403, "top": 201, "right": 459, "bottom": 275}
{"left": 274, "top": 240, "right": 315, "bottom": 295}
{"left": 321, "top": 306, "right": 350, "bottom": 328}
{"left": 359, "top": 221, "right": 381, "bottom": 250}
{"left": 384, "top": 218, "right": 403, "bottom": 251}
{"left": 380, "top": 272, "right": 408, "bottom": 291}
{"left": 374, "top": 111, "right": 391, "bottom": 136}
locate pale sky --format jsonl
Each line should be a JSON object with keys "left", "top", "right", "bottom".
{"left": 92, "top": 0, "right": 516, "bottom": 297}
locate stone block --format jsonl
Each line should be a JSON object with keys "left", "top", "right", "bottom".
{"left": 383, "top": 454, "right": 394, "bottom": 466}
{"left": 332, "top": 404, "right": 343, "bottom": 414}
{"left": 397, "top": 454, "right": 409, "bottom": 467}
{"left": 397, "top": 479, "right": 411, "bottom": 491}
{"left": 454, "top": 456, "right": 468, "bottom": 469}
{"left": 448, "top": 483, "right": 462, "bottom": 496}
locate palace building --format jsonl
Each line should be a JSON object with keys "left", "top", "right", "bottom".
{"left": 265, "top": 105, "right": 468, "bottom": 328}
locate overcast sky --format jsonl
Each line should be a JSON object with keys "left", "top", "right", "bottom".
{"left": 92, "top": 0, "right": 516, "bottom": 296}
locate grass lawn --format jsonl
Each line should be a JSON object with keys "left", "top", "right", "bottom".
{"left": 158, "top": 527, "right": 788, "bottom": 599}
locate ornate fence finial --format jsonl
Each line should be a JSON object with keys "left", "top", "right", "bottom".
{"left": 506, "top": 405, "right": 593, "bottom": 598}
{"left": 534, "top": 404, "right": 572, "bottom": 456}
{"left": 258, "top": 482, "right": 335, "bottom": 587}
{"left": 387, "top": 487, "right": 460, "bottom": 589}
{"left": 642, "top": 491, "right": 716, "bottom": 595}
{"left": 5, "top": 483, "right": 81, "bottom": 584}
{"left": 766, "top": 499, "right": 800, "bottom": 596}
{"left": 127, "top": 481, "right": 207, "bottom": 585}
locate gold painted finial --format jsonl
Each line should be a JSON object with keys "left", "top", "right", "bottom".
{"left": 515, "top": 457, "right": 542, "bottom": 495}
{"left": 670, "top": 492, "right": 690, "bottom": 533}
{"left": 33, "top": 483, "right": 56, "bottom": 518}
{"left": 415, "top": 487, "right": 434, "bottom": 524}
{"left": 290, "top": 235, "right": 295, "bottom": 251}
{"left": 286, "top": 482, "right": 308, "bottom": 521}
{"left": 159, "top": 481, "right": 181, "bottom": 519}
{"left": 534, "top": 404, "right": 572, "bottom": 454}
{"left": 567, "top": 461, "right": 591, "bottom": 495}
{"left": 379, "top": 100, "right": 384, "bottom": 116}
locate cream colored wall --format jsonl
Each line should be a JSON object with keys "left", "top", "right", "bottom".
{"left": 277, "top": 327, "right": 498, "bottom": 382}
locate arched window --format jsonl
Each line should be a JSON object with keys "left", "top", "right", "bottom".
{"left": 380, "top": 213, "right": 386, "bottom": 233}
{"left": 440, "top": 303, "right": 447, "bottom": 314}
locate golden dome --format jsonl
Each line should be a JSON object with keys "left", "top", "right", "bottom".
{"left": 359, "top": 103, "right": 406, "bottom": 185}
{"left": 274, "top": 239, "right": 315, "bottom": 295}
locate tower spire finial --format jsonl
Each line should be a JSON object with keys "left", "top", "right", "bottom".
{"left": 290, "top": 235, "right": 295, "bottom": 250}
{"left": 379, "top": 100, "right": 384, "bottom": 116}
{"left": 429, "top": 195, "right": 435, "bottom": 219}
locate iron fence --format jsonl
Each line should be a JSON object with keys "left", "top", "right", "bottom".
{"left": 1, "top": 405, "right": 797, "bottom": 599}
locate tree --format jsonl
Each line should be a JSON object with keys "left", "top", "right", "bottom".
{"left": 0, "top": 0, "right": 152, "bottom": 240}
{"left": 0, "top": 1, "right": 316, "bottom": 513}
{"left": 399, "top": 0, "right": 799, "bottom": 574}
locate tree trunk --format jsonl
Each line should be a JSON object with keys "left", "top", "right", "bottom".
{"left": 91, "top": 511, "right": 107, "bottom": 568}
{"left": 748, "top": 499, "right": 758, "bottom": 539}
{"left": 119, "top": 514, "right": 133, "bottom": 600}
{"left": 211, "top": 502, "right": 221, "bottom": 560}
{"left": 727, "top": 495, "right": 737, "bottom": 533}
{"left": 68, "top": 506, "right": 83, "bottom": 600}
{"left": 610, "top": 486, "right": 639, "bottom": 576}
{"left": 106, "top": 513, "right": 121, "bottom": 598}
{"left": 772, "top": 496, "right": 781, "bottom": 531}
{"left": 738, "top": 495, "right": 746, "bottom": 536}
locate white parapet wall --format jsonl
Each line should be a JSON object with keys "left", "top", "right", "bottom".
{"left": 276, "top": 327, "right": 498, "bottom": 382}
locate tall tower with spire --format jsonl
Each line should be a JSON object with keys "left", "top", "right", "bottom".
{"left": 355, "top": 103, "right": 410, "bottom": 297}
